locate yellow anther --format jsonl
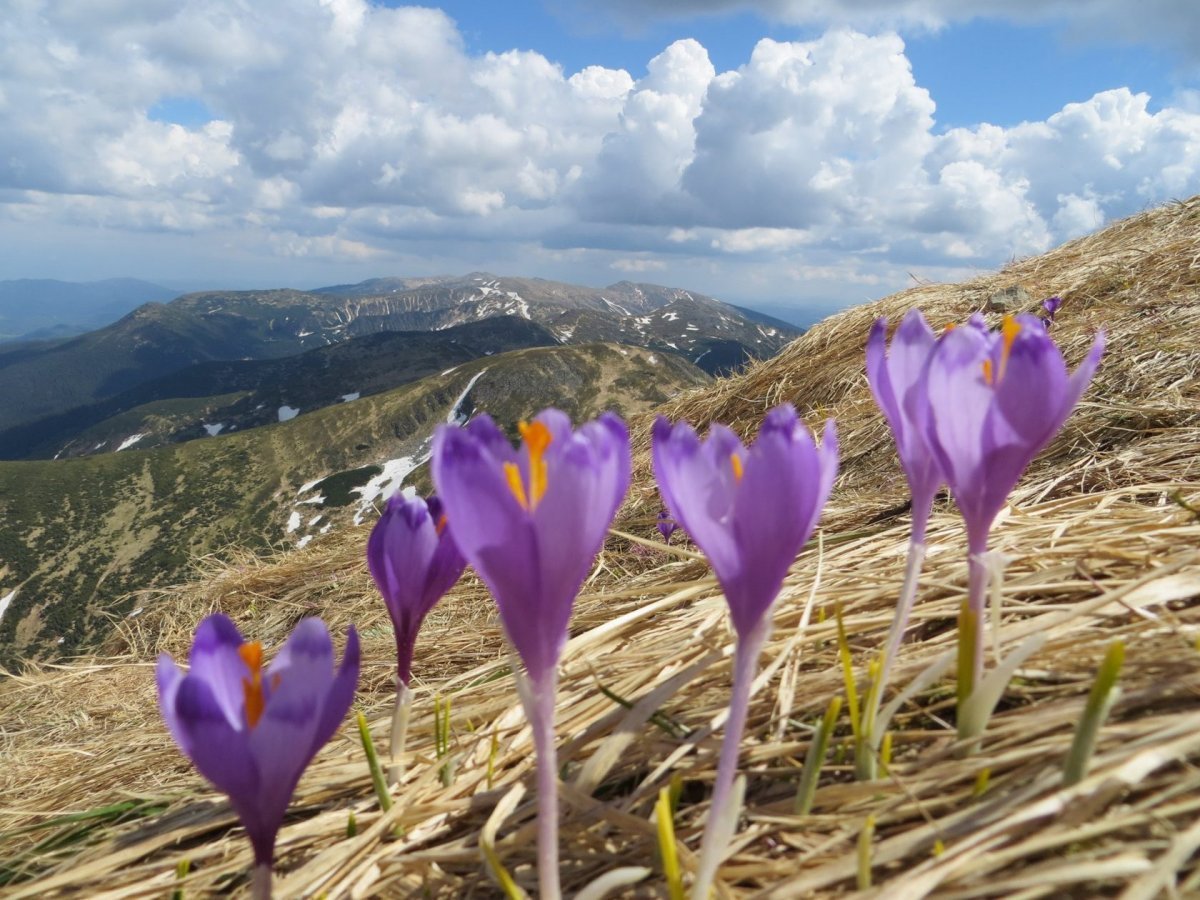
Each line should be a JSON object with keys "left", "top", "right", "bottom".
{"left": 436, "top": 513, "right": 448, "bottom": 535}
{"left": 981, "top": 358, "right": 994, "bottom": 385}
{"left": 505, "top": 421, "right": 553, "bottom": 510}
{"left": 504, "top": 462, "right": 529, "bottom": 509}
{"left": 730, "top": 452, "right": 744, "bottom": 482}
{"left": 239, "top": 641, "right": 266, "bottom": 728}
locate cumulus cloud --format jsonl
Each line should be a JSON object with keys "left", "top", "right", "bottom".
{"left": 1, "top": 1, "right": 1199, "bottom": 307}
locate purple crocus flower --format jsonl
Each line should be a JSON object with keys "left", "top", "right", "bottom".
{"left": 157, "top": 614, "right": 359, "bottom": 897}
{"left": 863, "top": 309, "right": 947, "bottom": 775}
{"left": 652, "top": 405, "right": 837, "bottom": 640}
{"left": 656, "top": 509, "right": 678, "bottom": 544}
{"left": 367, "top": 492, "right": 466, "bottom": 688}
{"left": 431, "top": 409, "right": 630, "bottom": 900}
{"left": 866, "top": 309, "right": 945, "bottom": 545}
{"left": 910, "top": 312, "right": 1104, "bottom": 695}
{"left": 652, "top": 404, "right": 836, "bottom": 898}
{"left": 1042, "top": 295, "right": 1063, "bottom": 325}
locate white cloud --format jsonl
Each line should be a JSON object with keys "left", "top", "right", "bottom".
{"left": 1, "top": 2, "right": 1199, "bottom": 311}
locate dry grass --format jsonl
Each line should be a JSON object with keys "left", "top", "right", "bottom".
{"left": 4, "top": 196, "right": 1200, "bottom": 897}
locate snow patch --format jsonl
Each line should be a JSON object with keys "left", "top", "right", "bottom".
{"left": 297, "top": 494, "right": 326, "bottom": 505}
{"left": 664, "top": 341, "right": 679, "bottom": 349}
{"left": 647, "top": 354, "right": 659, "bottom": 365}
{"left": 278, "top": 405, "right": 300, "bottom": 422}
{"left": 298, "top": 330, "right": 314, "bottom": 338}
{"left": 557, "top": 327, "right": 575, "bottom": 342}
{"left": 340, "top": 392, "right": 360, "bottom": 402}
{"left": 602, "top": 297, "right": 630, "bottom": 316}
{"left": 296, "top": 535, "right": 313, "bottom": 549}
{"left": 661, "top": 311, "right": 679, "bottom": 322}
{"left": 0, "top": 589, "right": 15, "bottom": 625}
{"left": 297, "top": 478, "right": 323, "bottom": 495}
{"left": 447, "top": 369, "right": 487, "bottom": 425}
{"left": 203, "top": 423, "right": 224, "bottom": 437}
{"left": 441, "top": 366, "right": 460, "bottom": 376}
{"left": 352, "top": 459, "right": 425, "bottom": 525}
{"left": 116, "top": 433, "right": 146, "bottom": 452}
{"left": 286, "top": 511, "right": 302, "bottom": 533}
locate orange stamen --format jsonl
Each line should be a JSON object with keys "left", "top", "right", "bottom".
{"left": 998, "top": 315, "right": 1021, "bottom": 381}
{"left": 506, "top": 421, "right": 553, "bottom": 510}
{"left": 730, "top": 452, "right": 744, "bottom": 482}
{"left": 943, "top": 322, "right": 957, "bottom": 334}
{"left": 504, "top": 461, "right": 529, "bottom": 509}
{"left": 436, "top": 513, "right": 448, "bottom": 535}
{"left": 239, "top": 641, "right": 267, "bottom": 728}
{"left": 981, "top": 358, "right": 994, "bottom": 385}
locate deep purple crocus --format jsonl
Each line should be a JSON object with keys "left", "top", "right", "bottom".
{"left": 910, "top": 312, "right": 1104, "bottom": 698}
{"left": 1042, "top": 295, "right": 1063, "bottom": 325}
{"left": 431, "top": 409, "right": 630, "bottom": 900}
{"left": 367, "top": 491, "right": 466, "bottom": 785}
{"left": 652, "top": 404, "right": 837, "bottom": 898}
{"left": 657, "top": 509, "right": 678, "bottom": 544}
{"left": 157, "top": 614, "right": 359, "bottom": 898}
{"left": 367, "top": 492, "right": 466, "bottom": 688}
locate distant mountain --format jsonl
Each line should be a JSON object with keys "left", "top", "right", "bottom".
{"left": 0, "top": 273, "right": 799, "bottom": 438}
{"left": 0, "top": 341, "right": 708, "bottom": 664}
{"left": 1, "top": 316, "right": 559, "bottom": 460}
{"left": 0, "top": 278, "right": 176, "bottom": 342}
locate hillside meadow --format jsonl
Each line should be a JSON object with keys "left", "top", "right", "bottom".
{"left": 3, "top": 197, "right": 1200, "bottom": 896}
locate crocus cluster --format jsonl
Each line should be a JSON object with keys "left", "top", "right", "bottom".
{"left": 869, "top": 308, "right": 1103, "bottom": 738}
{"left": 653, "top": 404, "right": 837, "bottom": 899}
{"left": 157, "top": 614, "right": 359, "bottom": 899}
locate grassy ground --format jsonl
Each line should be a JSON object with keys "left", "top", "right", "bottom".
{"left": 2, "top": 197, "right": 1200, "bottom": 897}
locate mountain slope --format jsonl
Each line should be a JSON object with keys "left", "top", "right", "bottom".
{"left": 0, "top": 342, "right": 707, "bottom": 664}
{"left": 0, "top": 273, "right": 797, "bottom": 435}
{"left": 1, "top": 316, "right": 559, "bottom": 460}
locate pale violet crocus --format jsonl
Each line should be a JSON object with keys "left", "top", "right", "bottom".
{"left": 367, "top": 492, "right": 466, "bottom": 784}
{"left": 653, "top": 405, "right": 837, "bottom": 899}
{"left": 909, "top": 312, "right": 1104, "bottom": 715}
{"left": 862, "top": 310, "right": 946, "bottom": 776}
{"left": 431, "top": 409, "right": 630, "bottom": 900}
{"left": 157, "top": 614, "right": 359, "bottom": 900}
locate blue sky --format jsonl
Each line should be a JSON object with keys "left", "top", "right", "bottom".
{"left": 2, "top": 0, "right": 1199, "bottom": 320}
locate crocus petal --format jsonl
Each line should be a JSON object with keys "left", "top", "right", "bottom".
{"left": 172, "top": 675, "right": 260, "bottom": 810}
{"left": 156, "top": 654, "right": 187, "bottom": 751}
{"left": 867, "top": 311, "right": 944, "bottom": 508}
{"left": 651, "top": 417, "right": 742, "bottom": 581}
{"left": 992, "top": 315, "right": 1070, "bottom": 444}
{"left": 186, "top": 614, "right": 250, "bottom": 728}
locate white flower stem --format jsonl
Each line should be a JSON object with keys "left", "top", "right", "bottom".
{"left": 388, "top": 679, "right": 413, "bottom": 787}
{"left": 251, "top": 863, "right": 272, "bottom": 900}
{"left": 527, "top": 667, "right": 562, "bottom": 900}
{"left": 691, "top": 622, "right": 767, "bottom": 900}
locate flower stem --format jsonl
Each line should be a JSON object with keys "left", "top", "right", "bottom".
{"left": 861, "top": 540, "right": 926, "bottom": 773}
{"left": 527, "top": 668, "right": 562, "bottom": 900}
{"left": 692, "top": 622, "right": 767, "bottom": 900}
{"left": 251, "top": 863, "right": 272, "bottom": 900}
{"left": 388, "top": 679, "right": 413, "bottom": 787}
